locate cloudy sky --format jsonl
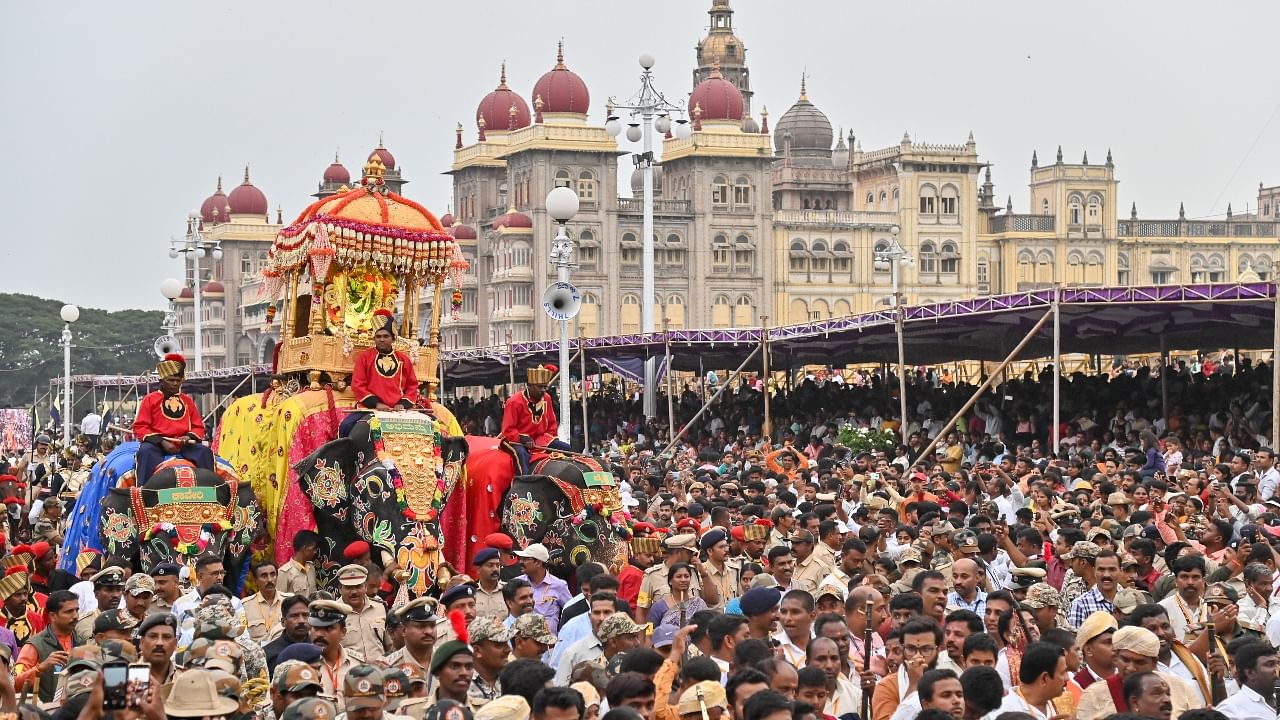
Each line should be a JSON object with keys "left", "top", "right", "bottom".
{"left": 3, "top": 1, "right": 1278, "bottom": 311}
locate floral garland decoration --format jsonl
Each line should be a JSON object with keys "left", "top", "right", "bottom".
{"left": 143, "top": 520, "right": 233, "bottom": 555}
{"left": 368, "top": 416, "right": 447, "bottom": 524}
{"left": 570, "top": 503, "right": 634, "bottom": 540}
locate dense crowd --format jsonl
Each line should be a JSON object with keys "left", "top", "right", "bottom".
{"left": 0, "top": 352, "right": 1277, "bottom": 720}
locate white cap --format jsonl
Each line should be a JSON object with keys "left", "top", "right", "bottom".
{"left": 514, "top": 543, "right": 551, "bottom": 563}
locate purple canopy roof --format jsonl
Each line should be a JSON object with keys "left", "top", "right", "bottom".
{"left": 440, "top": 283, "right": 1278, "bottom": 384}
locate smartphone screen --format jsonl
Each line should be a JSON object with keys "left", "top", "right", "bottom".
{"left": 103, "top": 662, "right": 129, "bottom": 709}
{"left": 128, "top": 664, "right": 150, "bottom": 693}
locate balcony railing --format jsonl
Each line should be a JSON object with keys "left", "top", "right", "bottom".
{"left": 1117, "top": 219, "right": 1280, "bottom": 237}
{"left": 616, "top": 198, "right": 693, "bottom": 215}
{"left": 988, "top": 214, "right": 1056, "bottom": 233}
{"left": 773, "top": 209, "right": 899, "bottom": 228}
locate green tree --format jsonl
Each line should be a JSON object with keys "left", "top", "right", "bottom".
{"left": 0, "top": 294, "right": 164, "bottom": 410}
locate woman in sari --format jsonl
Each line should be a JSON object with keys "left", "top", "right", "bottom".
{"left": 646, "top": 562, "right": 706, "bottom": 628}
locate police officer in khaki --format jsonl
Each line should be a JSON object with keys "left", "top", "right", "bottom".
{"left": 335, "top": 564, "right": 387, "bottom": 660}
{"left": 74, "top": 566, "right": 126, "bottom": 645}
{"left": 699, "top": 528, "right": 740, "bottom": 610}
{"left": 377, "top": 597, "right": 439, "bottom": 693}
{"left": 636, "top": 533, "right": 719, "bottom": 621}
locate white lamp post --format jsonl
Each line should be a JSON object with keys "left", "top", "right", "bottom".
{"left": 605, "top": 54, "right": 691, "bottom": 420}
{"left": 874, "top": 225, "right": 912, "bottom": 430}
{"left": 168, "top": 214, "right": 223, "bottom": 371}
{"left": 546, "top": 186, "right": 580, "bottom": 444}
{"left": 59, "top": 304, "right": 79, "bottom": 446}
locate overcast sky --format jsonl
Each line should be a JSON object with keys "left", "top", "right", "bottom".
{"left": 3, "top": 1, "right": 1278, "bottom": 312}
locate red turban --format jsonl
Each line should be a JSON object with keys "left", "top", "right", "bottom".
{"left": 343, "top": 541, "right": 371, "bottom": 560}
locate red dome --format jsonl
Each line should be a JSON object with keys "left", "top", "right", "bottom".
{"left": 440, "top": 212, "right": 455, "bottom": 227}
{"left": 477, "top": 64, "right": 531, "bottom": 133}
{"left": 689, "top": 64, "right": 744, "bottom": 122}
{"left": 490, "top": 210, "right": 532, "bottom": 230}
{"left": 178, "top": 286, "right": 194, "bottom": 299}
{"left": 451, "top": 223, "right": 477, "bottom": 240}
{"left": 202, "top": 281, "right": 224, "bottom": 294}
{"left": 200, "top": 177, "right": 231, "bottom": 224}
{"left": 368, "top": 141, "right": 396, "bottom": 171}
{"left": 532, "top": 42, "right": 590, "bottom": 116}
{"left": 323, "top": 152, "right": 350, "bottom": 185}
{"left": 227, "top": 167, "right": 269, "bottom": 216}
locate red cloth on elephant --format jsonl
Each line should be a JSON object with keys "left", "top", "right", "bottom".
{"left": 352, "top": 348, "right": 419, "bottom": 409}
{"left": 274, "top": 412, "right": 342, "bottom": 566}
{"left": 501, "top": 391, "right": 557, "bottom": 446}
{"left": 134, "top": 390, "right": 205, "bottom": 441}
{"left": 442, "top": 436, "right": 514, "bottom": 572}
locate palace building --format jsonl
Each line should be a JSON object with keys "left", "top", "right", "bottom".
{"left": 177, "top": 0, "right": 1280, "bottom": 365}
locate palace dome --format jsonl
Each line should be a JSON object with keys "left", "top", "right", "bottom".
{"left": 491, "top": 209, "right": 533, "bottom": 230}
{"left": 451, "top": 223, "right": 477, "bottom": 240}
{"left": 227, "top": 167, "right": 269, "bottom": 216}
{"left": 688, "top": 64, "right": 744, "bottom": 122}
{"left": 439, "top": 212, "right": 455, "bottom": 228}
{"left": 774, "top": 79, "right": 832, "bottom": 157}
{"left": 477, "top": 64, "right": 531, "bottom": 133}
{"left": 202, "top": 281, "right": 225, "bottom": 295}
{"left": 322, "top": 153, "right": 350, "bottom": 185}
{"left": 532, "top": 42, "right": 589, "bottom": 116}
{"left": 199, "top": 177, "right": 231, "bottom": 224}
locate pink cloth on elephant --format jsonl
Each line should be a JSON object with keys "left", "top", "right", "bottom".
{"left": 444, "top": 436, "right": 515, "bottom": 572}
{"left": 274, "top": 411, "right": 342, "bottom": 565}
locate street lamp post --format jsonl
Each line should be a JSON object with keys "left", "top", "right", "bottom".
{"left": 874, "top": 225, "right": 911, "bottom": 431}
{"left": 605, "top": 54, "right": 691, "bottom": 420}
{"left": 59, "top": 304, "right": 79, "bottom": 446}
{"left": 545, "top": 186, "right": 581, "bottom": 444}
{"left": 168, "top": 213, "right": 223, "bottom": 371}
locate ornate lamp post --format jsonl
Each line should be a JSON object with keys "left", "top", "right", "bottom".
{"left": 604, "top": 54, "right": 691, "bottom": 420}
{"left": 545, "top": 186, "right": 580, "bottom": 444}
{"left": 59, "top": 304, "right": 79, "bottom": 446}
{"left": 168, "top": 213, "right": 223, "bottom": 371}
{"left": 874, "top": 225, "right": 912, "bottom": 430}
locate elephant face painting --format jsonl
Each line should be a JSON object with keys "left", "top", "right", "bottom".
{"left": 503, "top": 456, "right": 629, "bottom": 569}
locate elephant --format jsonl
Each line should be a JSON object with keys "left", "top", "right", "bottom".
{"left": 294, "top": 410, "right": 469, "bottom": 597}
{"left": 500, "top": 455, "right": 630, "bottom": 571}
{"left": 96, "top": 460, "right": 264, "bottom": 592}
{"left": 60, "top": 440, "right": 143, "bottom": 574}
{"left": 448, "top": 438, "right": 631, "bottom": 575}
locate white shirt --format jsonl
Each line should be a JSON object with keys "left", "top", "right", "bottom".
{"left": 888, "top": 692, "right": 920, "bottom": 720}
{"left": 1260, "top": 466, "right": 1280, "bottom": 502}
{"left": 772, "top": 629, "right": 808, "bottom": 668}
{"left": 1160, "top": 656, "right": 1209, "bottom": 707}
{"left": 1215, "top": 685, "right": 1279, "bottom": 720}
{"left": 997, "top": 688, "right": 1061, "bottom": 720}
{"left": 554, "top": 633, "right": 602, "bottom": 686}
{"left": 80, "top": 413, "right": 102, "bottom": 435}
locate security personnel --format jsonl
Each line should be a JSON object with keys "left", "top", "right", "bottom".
{"left": 335, "top": 564, "right": 386, "bottom": 660}
{"left": 307, "top": 599, "right": 364, "bottom": 709}
{"left": 377, "top": 597, "right": 439, "bottom": 698}
{"left": 148, "top": 563, "right": 184, "bottom": 615}
{"left": 700, "top": 529, "right": 740, "bottom": 610}
{"left": 637, "top": 533, "right": 703, "bottom": 620}
{"left": 73, "top": 566, "right": 126, "bottom": 645}
{"left": 472, "top": 549, "right": 507, "bottom": 621}
{"left": 434, "top": 584, "right": 477, "bottom": 645}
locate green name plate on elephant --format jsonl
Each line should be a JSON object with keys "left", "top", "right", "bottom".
{"left": 583, "top": 471, "right": 615, "bottom": 488}
{"left": 378, "top": 417, "right": 434, "bottom": 436}
{"left": 157, "top": 486, "right": 218, "bottom": 504}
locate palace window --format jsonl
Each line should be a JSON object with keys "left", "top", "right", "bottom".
{"left": 919, "top": 184, "right": 937, "bottom": 215}
{"left": 734, "top": 176, "right": 752, "bottom": 207}
{"left": 940, "top": 241, "right": 959, "bottom": 273}
{"left": 919, "top": 240, "right": 937, "bottom": 273}
{"left": 712, "top": 175, "right": 730, "bottom": 206}
{"left": 811, "top": 240, "right": 829, "bottom": 272}
{"left": 832, "top": 241, "right": 851, "bottom": 272}
{"left": 789, "top": 241, "right": 808, "bottom": 272}
{"left": 734, "top": 234, "right": 753, "bottom": 271}
{"left": 577, "top": 171, "right": 596, "bottom": 201}
{"left": 554, "top": 169, "right": 571, "bottom": 189}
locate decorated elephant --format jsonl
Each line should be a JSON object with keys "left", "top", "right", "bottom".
{"left": 96, "top": 460, "right": 264, "bottom": 591}
{"left": 59, "top": 440, "right": 143, "bottom": 574}
{"left": 442, "top": 438, "right": 631, "bottom": 575}
{"left": 294, "top": 410, "right": 468, "bottom": 596}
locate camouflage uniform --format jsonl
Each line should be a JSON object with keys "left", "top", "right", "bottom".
{"left": 467, "top": 617, "right": 514, "bottom": 710}
{"left": 1022, "top": 583, "right": 1071, "bottom": 631}
{"left": 190, "top": 595, "right": 270, "bottom": 694}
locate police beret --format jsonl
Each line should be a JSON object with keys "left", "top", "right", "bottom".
{"left": 739, "top": 586, "right": 782, "bottom": 616}
{"left": 484, "top": 533, "right": 514, "bottom": 551}
{"left": 699, "top": 529, "right": 727, "bottom": 551}
{"left": 473, "top": 548, "right": 500, "bottom": 566}
{"left": 139, "top": 612, "right": 178, "bottom": 636}
{"left": 276, "top": 643, "right": 324, "bottom": 665}
{"left": 148, "top": 562, "right": 183, "bottom": 578}
{"left": 440, "top": 583, "right": 476, "bottom": 608}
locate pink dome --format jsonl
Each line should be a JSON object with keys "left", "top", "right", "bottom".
{"left": 199, "top": 177, "right": 231, "bottom": 224}
{"left": 532, "top": 42, "right": 590, "bottom": 116}
{"left": 323, "top": 152, "right": 350, "bottom": 184}
{"left": 368, "top": 142, "right": 396, "bottom": 170}
{"left": 491, "top": 210, "right": 532, "bottom": 230}
{"left": 178, "top": 286, "right": 194, "bottom": 300}
{"left": 477, "top": 64, "right": 531, "bottom": 133}
{"left": 689, "top": 64, "right": 744, "bottom": 122}
{"left": 440, "top": 212, "right": 455, "bottom": 227}
{"left": 451, "top": 223, "right": 477, "bottom": 240}
{"left": 202, "top": 281, "right": 225, "bottom": 294}
{"left": 227, "top": 167, "right": 268, "bottom": 216}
